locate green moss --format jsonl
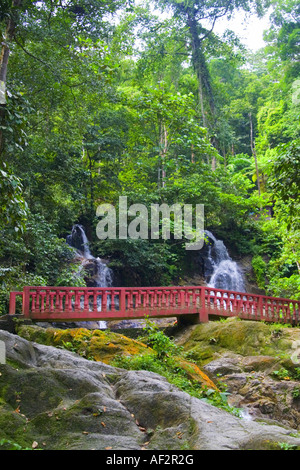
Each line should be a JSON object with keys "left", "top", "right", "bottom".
{"left": 180, "top": 318, "right": 299, "bottom": 364}
{"left": 0, "top": 403, "right": 35, "bottom": 449}
{"left": 1, "top": 367, "right": 65, "bottom": 419}
{"left": 16, "top": 324, "right": 151, "bottom": 364}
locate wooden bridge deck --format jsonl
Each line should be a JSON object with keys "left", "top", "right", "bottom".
{"left": 9, "top": 286, "right": 300, "bottom": 325}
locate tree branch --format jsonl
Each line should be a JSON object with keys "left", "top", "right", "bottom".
{"left": 13, "top": 35, "right": 85, "bottom": 91}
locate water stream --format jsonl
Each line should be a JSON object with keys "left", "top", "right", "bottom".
{"left": 203, "top": 232, "right": 251, "bottom": 421}
{"left": 67, "top": 224, "right": 113, "bottom": 328}
{"left": 204, "top": 230, "right": 245, "bottom": 292}
{"left": 67, "top": 224, "right": 113, "bottom": 290}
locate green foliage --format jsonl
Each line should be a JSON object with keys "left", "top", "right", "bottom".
{"left": 0, "top": 438, "right": 33, "bottom": 451}
{"left": 292, "top": 387, "right": 300, "bottom": 399}
{"left": 272, "top": 367, "right": 291, "bottom": 380}
{"left": 17, "top": 213, "right": 75, "bottom": 285}
{"left": 272, "top": 367, "right": 300, "bottom": 381}
{"left": 269, "top": 140, "right": 300, "bottom": 227}
{"left": 0, "top": 212, "right": 85, "bottom": 314}
{"left": 0, "top": 0, "right": 298, "bottom": 302}
{"left": 0, "top": 265, "right": 48, "bottom": 315}
{"left": 252, "top": 255, "right": 267, "bottom": 289}
{"left": 96, "top": 233, "right": 183, "bottom": 286}
{"left": 267, "top": 273, "right": 300, "bottom": 301}
{"left": 140, "top": 317, "right": 183, "bottom": 359}
{"left": 278, "top": 442, "right": 298, "bottom": 450}
{"left": 0, "top": 162, "right": 27, "bottom": 233}
{"left": 55, "top": 265, "right": 87, "bottom": 288}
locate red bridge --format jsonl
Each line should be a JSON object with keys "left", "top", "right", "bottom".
{"left": 9, "top": 286, "right": 300, "bottom": 325}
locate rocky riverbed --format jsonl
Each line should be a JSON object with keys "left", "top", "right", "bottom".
{"left": 1, "top": 318, "right": 300, "bottom": 450}
{"left": 175, "top": 317, "right": 300, "bottom": 430}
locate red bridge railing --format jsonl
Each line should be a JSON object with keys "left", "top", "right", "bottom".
{"left": 9, "top": 286, "right": 300, "bottom": 325}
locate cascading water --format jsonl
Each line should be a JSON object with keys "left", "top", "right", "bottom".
{"left": 67, "top": 224, "right": 113, "bottom": 328}
{"left": 202, "top": 234, "right": 252, "bottom": 423}
{"left": 204, "top": 231, "right": 245, "bottom": 292}
{"left": 67, "top": 224, "right": 92, "bottom": 259}
{"left": 67, "top": 225, "right": 113, "bottom": 289}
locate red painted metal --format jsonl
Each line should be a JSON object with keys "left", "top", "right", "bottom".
{"left": 8, "top": 291, "right": 23, "bottom": 315}
{"left": 9, "top": 286, "right": 300, "bottom": 325}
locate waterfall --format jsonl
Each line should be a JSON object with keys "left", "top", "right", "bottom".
{"left": 67, "top": 224, "right": 92, "bottom": 259}
{"left": 67, "top": 224, "right": 113, "bottom": 328}
{"left": 94, "top": 257, "right": 113, "bottom": 290}
{"left": 204, "top": 231, "right": 245, "bottom": 293}
{"left": 67, "top": 224, "right": 113, "bottom": 289}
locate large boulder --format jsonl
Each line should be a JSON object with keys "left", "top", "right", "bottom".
{"left": 176, "top": 317, "right": 299, "bottom": 362}
{"left": 1, "top": 329, "right": 300, "bottom": 450}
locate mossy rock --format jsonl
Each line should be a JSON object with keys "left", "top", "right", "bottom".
{"left": 173, "top": 357, "right": 219, "bottom": 391}
{"left": 15, "top": 324, "right": 218, "bottom": 390}
{"left": 16, "top": 325, "right": 151, "bottom": 364}
{"left": 178, "top": 318, "right": 298, "bottom": 365}
{"left": 2, "top": 328, "right": 300, "bottom": 450}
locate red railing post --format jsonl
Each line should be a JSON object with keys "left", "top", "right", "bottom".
{"left": 9, "top": 292, "right": 23, "bottom": 315}
{"left": 120, "top": 289, "right": 126, "bottom": 315}
{"left": 199, "top": 287, "right": 208, "bottom": 322}
{"left": 257, "top": 295, "right": 264, "bottom": 320}
{"left": 22, "top": 287, "right": 31, "bottom": 318}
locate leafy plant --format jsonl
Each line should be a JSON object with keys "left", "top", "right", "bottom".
{"left": 0, "top": 438, "right": 33, "bottom": 450}
{"left": 0, "top": 163, "right": 27, "bottom": 233}
{"left": 278, "top": 442, "right": 298, "bottom": 450}
{"left": 56, "top": 265, "right": 87, "bottom": 288}
{"left": 140, "top": 317, "right": 182, "bottom": 359}
{"left": 252, "top": 255, "right": 267, "bottom": 289}
{"left": 292, "top": 387, "right": 300, "bottom": 399}
{"left": 272, "top": 368, "right": 291, "bottom": 380}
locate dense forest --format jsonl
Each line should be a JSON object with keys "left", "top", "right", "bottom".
{"left": 0, "top": 0, "right": 299, "bottom": 314}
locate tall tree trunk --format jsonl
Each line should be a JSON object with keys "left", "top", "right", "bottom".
{"left": 186, "top": 8, "right": 217, "bottom": 170}
{"left": 159, "top": 123, "right": 168, "bottom": 188}
{"left": 0, "top": 0, "right": 23, "bottom": 157}
{"left": 249, "top": 112, "right": 261, "bottom": 197}
{"left": 186, "top": 10, "right": 215, "bottom": 127}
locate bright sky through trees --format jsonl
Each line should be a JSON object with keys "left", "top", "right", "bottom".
{"left": 214, "top": 8, "right": 272, "bottom": 50}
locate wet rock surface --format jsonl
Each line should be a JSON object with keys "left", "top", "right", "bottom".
{"left": 176, "top": 318, "right": 300, "bottom": 430}
{"left": 1, "top": 329, "right": 300, "bottom": 450}
{"left": 203, "top": 352, "right": 300, "bottom": 429}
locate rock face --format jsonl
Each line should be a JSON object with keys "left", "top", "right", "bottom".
{"left": 203, "top": 352, "right": 300, "bottom": 429}
{"left": 176, "top": 317, "right": 300, "bottom": 430}
{"left": 1, "top": 329, "right": 300, "bottom": 450}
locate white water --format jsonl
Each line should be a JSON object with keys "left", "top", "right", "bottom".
{"left": 67, "top": 224, "right": 113, "bottom": 328}
{"left": 67, "top": 224, "right": 93, "bottom": 259}
{"left": 240, "top": 408, "right": 252, "bottom": 421}
{"left": 205, "top": 231, "right": 245, "bottom": 293}
{"left": 67, "top": 225, "right": 113, "bottom": 289}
